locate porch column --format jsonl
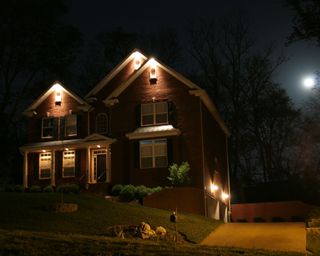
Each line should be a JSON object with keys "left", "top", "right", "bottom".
{"left": 23, "top": 151, "right": 29, "bottom": 188}
{"left": 86, "top": 146, "right": 91, "bottom": 183}
{"left": 51, "top": 150, "right": 56, "bottom": 186}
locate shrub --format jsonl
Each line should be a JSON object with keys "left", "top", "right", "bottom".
{"left": 111, "top": 184, "right": 123, "bottom": 196}
{"left": 135, "top": 185, "right": 149, "bottom": 201}
{"left": 119, "top": 185, "right": 136, "bottom": 201}
{"left": 43, "top": 185, "right": 54, "bottom": 193}
{"left": 253, "top": 217, "right": 266, "bottom": 222}
{"left": 14, "top": 185, "right": 25, "bottom": 192}
{"left": 4, "top": 185, "right": 14, "bottom": 192}
{"left": 56, "top": 184, "right": 79, "bottom": 194}
{"left": 167, "top": 162, "right": 190, "bottom": 186}
{"left": 29, "top": 185, "right": 42, "bottom": 193}
{"left": 272, "top": 217, "right": 285, "bottom": 222}
{"left": 150, "top": 186, "right": 162, "bottom": 193}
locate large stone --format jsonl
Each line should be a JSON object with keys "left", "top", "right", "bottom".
{"left": 55, "top": 203, "right": 78, "bottom": 213}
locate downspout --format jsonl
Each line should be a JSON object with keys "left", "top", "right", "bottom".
{"left": 226, "top": 135, "right": 231, "bottom": 222}
{"left": 199, "top": 99, "right": 207, "bottom": 217}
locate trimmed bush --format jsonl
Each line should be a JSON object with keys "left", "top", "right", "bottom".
{"left": 111, "top": 184, "right": 123, "bottom": 196}
{"left": 43, "top": 185, "right": 54, "bottom": 193}
{"left": 150, "top": 186, "right": 162, "bottom": 193}
{"left": 14, "top": 185, "right": 25, "bottom": 192}
{"left": 119, "top": 185, "right": 136, "bottom": 201}
{"left": 29, "top": 185, "right": 42, "bottom": 193}
{"left": 253, "top": 217, "right": 266, "bottom": 222}
{"left": 56, "top": 184, "right": 79, "bottom": 194}
{"left": 135, "top": 185, "right": 149, "bottom": 201}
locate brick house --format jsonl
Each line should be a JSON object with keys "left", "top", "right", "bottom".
{"left": 20, "top": 50, "right": 231, "bottom": 220}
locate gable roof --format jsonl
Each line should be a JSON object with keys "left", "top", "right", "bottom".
{"left": 85, "top": 50, "right": 148, "bottom": 99}
{"left": 103, "top": 54, "right": 230, "bottom": 136}
{"left": 23, "top": 82, "right": 91, "bottom": 117}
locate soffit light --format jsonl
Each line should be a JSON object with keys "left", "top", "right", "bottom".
{"left": 221, "top": 192, "right": 229, "bottom": 200}
{"left": 210, "top": 183, "right": 219, "bottom": 193}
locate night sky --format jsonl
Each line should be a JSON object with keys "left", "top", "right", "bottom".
{"left": 65, "top": 0, "right": 320, "bottom": 106}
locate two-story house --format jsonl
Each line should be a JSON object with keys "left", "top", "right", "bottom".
{"left": 20, "top": 50, "right": 231, "bottom": 220}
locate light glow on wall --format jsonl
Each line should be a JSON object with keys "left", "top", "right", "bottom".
{"left": 210, "top": 183, "right": 219, "bottom": 193}
{"left": 222, "top": 192, "right": 229, "bottom": 200}
{"left": 133, "top": 51, "right": 142, "bottom": 70}
{"left": 53, "top": 83, "right": 62, "bottom": 104}
{"left": 149, "top": 58, "right": 157, "bottom": 80}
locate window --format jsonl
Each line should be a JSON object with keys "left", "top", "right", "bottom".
{"left": 65, "top": 114, "right": 77, "bottom": 136}
{"left": 42, "top": 118, "right": 54, "bottom": 138}
{"left": 63, "top": 150, "right": 75, "bottom": 178}
{"left": 39, "top": 152, "right": 51, "bottom": 179}
{"left": 141, "top": 102, "right": 168, "bottom": 126}
{"left": 96, "top": 113, "right": 108, "bottom": 133}
{"left": 140, "top": 139, "right": 167, "bottom": 168}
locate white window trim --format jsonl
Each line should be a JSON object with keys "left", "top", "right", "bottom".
{"left": 62, "top": 150, "right": 76, "bottom": 178}
{"left": 39, "top": 152, "right": 52, "bottom": 180}
{"left": 41, "top": 117, "right": 54, "bottom": 139}
{"left": 140, "top": 102, "right": 168, "bottom": 127}
{"left": 139, "top": 139, "right": 168, "bottom": 169}
{"left": 65, "top": 114, "right": 77, "bottom": 137}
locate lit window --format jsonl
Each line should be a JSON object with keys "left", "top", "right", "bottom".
{"left": 96, "top": 113, "right": 108, "bottom": 133}
{"left": 39, "top": 152, "right": 51, "bottom": 179}
{"left": 65, "top": 114, "right": 77, "bottom": 136}
{"left": 41, "top": 118, "right": 54, "bottom": 138}
{"left": 140, "top": 139, "right": 167, "bottom": 169}
{"left": 141, "top": 102, "right": 168, "bottom": 126}
{"left": 63, "top": 150, "right": 75, "bottom": 178}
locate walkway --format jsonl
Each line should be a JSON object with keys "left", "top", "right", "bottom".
{"left": 201, "top": 223, "right": 306, "bottom": 253}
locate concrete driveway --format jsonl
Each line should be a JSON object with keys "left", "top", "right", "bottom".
{"left": 201, "top": 222, "right": 306, "bottom": 253}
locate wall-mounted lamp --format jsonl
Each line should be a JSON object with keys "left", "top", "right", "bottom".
{"left": 221, "top": 192, "right": 229, "bottom": 201}
{"left": 97, "top": 145, "right": 101, "bottom": 148}
{"left": 134, "top": 51, "right": 142, "bottom": 70}
{"left": 53, "top": 83, "right": 62, "bottom": 105}
{"left": 149, "top": 58, "right": 157, "bottom": 84}
{"left": 210, "top": 183, "right": 219, "bottom": 193}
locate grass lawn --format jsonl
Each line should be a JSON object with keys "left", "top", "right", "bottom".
{"left": 0, "top": 229, "right": 304, "bottom": 256}
{"left": 0, "top": 192, "right": 219, "bottom": 243}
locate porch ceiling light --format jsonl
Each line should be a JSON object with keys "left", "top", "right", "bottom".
{"left": 133, "top": 51, "right": 142, "bottom": 70}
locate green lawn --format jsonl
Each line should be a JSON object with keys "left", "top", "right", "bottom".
{"left": 0, "top": 192, "right": 219, "bottom": 243}
{"left": 0, "top": 229, "right": 304, "bottom": 256}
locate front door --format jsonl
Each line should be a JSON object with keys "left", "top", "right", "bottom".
{"left": 92, "top": 149, "right": 107, "bottom": 183}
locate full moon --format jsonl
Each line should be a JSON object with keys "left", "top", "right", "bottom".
{"left": 303, "top": 77, "right": 316, "bottom": 89}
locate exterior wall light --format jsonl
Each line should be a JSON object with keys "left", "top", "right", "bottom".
{"left": 149, "top": 58, "right": 157, "bottom": 84}
{"left": 53, "top": 83, "right": 62, "bottom": 105}
{"left": 221, "top": 192, "right": 229, "bottom": 201}
{"left": 134, "top": 51, "right": 142, "bottom": 70}
{"left": 210, "top": 183, "right": 219, "bottom": 193}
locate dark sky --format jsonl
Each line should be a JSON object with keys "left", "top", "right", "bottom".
{"left": 65, "top": 0, "right": 320, "bottom": 106}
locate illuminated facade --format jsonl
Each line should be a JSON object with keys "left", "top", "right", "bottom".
{"left": 20, "top": 50, "right": 230, "bottom": 220}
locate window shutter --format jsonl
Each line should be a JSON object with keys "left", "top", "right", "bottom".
{"left": 167, "top": 138, "right": 174, "bottom": 165}
{"left": 75, "top": 150, "right": 81, "bottom": 176}
{"left": 133, "top": 141, "right": 140, "bottom": 169}
{"left": 76, "top": 114, "right": 81, "bottom": 136}
{"left": 33, "top": 153, "right": 39, "bottom": 180}
{"left": 53, "top": 117, "right": 59, "bottom": 139}
{"left": 56, "top": 151, "right": 62, "bottom": 179}
{"left": 60, "top": 117, "right": 65, "bottom": 139}
{"left": 168, "top": 101, "right": 177, "bottom": 126}
{"left": 136, "top": 105, "right": 141, "bottom": 127}
{"left": 38, "top": 118, "right": 42, "bottom": 139}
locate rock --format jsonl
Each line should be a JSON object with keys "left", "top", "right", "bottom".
{"left": 155, "top": 226, "right": 167, "bottom": 236}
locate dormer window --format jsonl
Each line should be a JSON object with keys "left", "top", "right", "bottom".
{"left": 65, "top": 114, "right": 77, "bottom": 136}
{"left": 141, "top": 102, "right": 168, "bottom": 126}
{"left": 96, "top": 113, "right": 108, "bottom": 133}
{"left": 41, "top": 117, "right": 54, "bottom": 138}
